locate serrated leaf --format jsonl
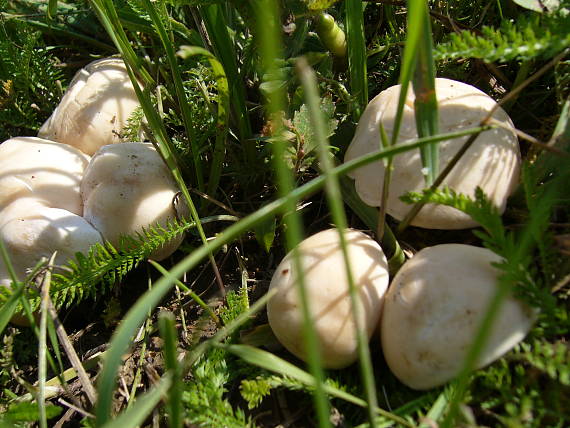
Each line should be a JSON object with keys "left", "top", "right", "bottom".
{"left": 292, "top": 96, "right": 338, "bottom": 154}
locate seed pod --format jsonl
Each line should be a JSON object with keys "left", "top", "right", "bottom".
{"left": 314, "top": 13, "right": 347, "bottom": 59}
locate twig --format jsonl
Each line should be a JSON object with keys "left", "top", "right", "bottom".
{"left": 47, "top": 298, "right": 98, "bottom": 405}
{"left": 488, "top": 118, "right": 570, "bottom": 157}
{"left": 57, "top": 398, "right": 95, "bottom": 419}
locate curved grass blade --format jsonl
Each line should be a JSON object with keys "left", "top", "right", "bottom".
{"left": 222, "top": 344, "right": 415, "bottom": 428}
{"left": 177, "top": 45, "right": 230, "bottom": 199}
{"left": 254, "top": 1, "right": 332, "bottom": 425}
{"left": 158, "top": 313, "right": 182, "bottom": 428}
{"left": 199, "top": 4, "right": 254, "bottom": 163}
{"left": 93, "top": 125, "right": 488, "bottom": 424}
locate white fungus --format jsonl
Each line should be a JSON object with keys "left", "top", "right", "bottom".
{"left": 267, "top": 228, "right": 389, "bottom": 369}
{"left": 381, "top": 244, "right": 535, "bottom": 390}
{"left": 39, "top": 58, "right": 140, "bottom": 156}
{"left": 81, "top": 142, "right": 183, "bottom": 260}
{"left": 344, "top": 78, "right": 521, "bottom": 229}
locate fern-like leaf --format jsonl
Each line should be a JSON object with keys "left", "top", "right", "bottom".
{"left": 434, "top": 13, "right": 570, "bottom": 63}
{"left": 0, "top": 215, "right": 237, "bottom": 311}
{"left": 514, "top": 339, "right": 570, "bottom": 386}
{"left": 400, "top": 182, "right": 557, "bottom": 312}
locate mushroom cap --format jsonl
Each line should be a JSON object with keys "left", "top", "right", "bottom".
{"left": 81, "top": 142, "right": 183, "bottom": 260}
{"left": 267, "top": 228, "right": 389, "bottom": 369}
{"left": 0, "top": 199, "right": 103, "bottom": 287}
{"left": 381, "top": 244, "right": 535, "bottom": 390}
{"left": 0, "top": 137, "right": 90, "bottom": 215}
{"left": 38, "top": 58, "right": 140, "bottom": 156}
{"left": 344, "top": 78, "right": 520, "bottom": 229}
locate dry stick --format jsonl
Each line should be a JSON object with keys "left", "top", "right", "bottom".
{"left": 39, "top": 254, "right": 58, "bottom": 428}
{"left": 397, "top": 48, "right": 570, "bottom": 233}
{"left": 47, "top": 298, "right": 98, "bottom": 406}
{"left": 488, "top": 117, "right": 570, "bottom": 157}
{"left": 57, "top": 398, "right": 95, "bottom": 419}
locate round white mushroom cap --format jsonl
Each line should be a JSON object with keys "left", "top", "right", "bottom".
{"left": 344, "top": 78, "right": 521, "bottom": 229}
{"left": 38, "top": 58, "right": 140, "bottom": 156}
{"left": 0, "top": 137, "right": 90, "bottom": 215}
{"left": 267, "top": 228, "right": 389, "bottom": 369}
{"left": 381, "top": 244, "right": 535, "bottom": 390}
{"left": 81, "top": 142, "right": 183, "bottom": 261}
{"left": 0, "top": 198, "right": 103, "bottom": 288}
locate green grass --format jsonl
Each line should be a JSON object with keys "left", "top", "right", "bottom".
{"left": 0, "top": 0, "right": 569, "bottom": 427}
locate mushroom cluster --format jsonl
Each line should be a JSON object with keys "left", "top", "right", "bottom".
{"left": 267, "top": 78, "right": 534, "bottom": 390}
{"left": 1, "top": 58, "right": 184, "bottom": 295}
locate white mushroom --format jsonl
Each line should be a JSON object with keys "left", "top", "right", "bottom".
{"left": 381, "top": 244, "right": 535, "bottom": 390}
{"left": 38, "top": 58, "right": 140, "bottom": 156}
{"left": 267, "top": 228, "right": 389, "bottom": 369}
{"left": 80, "top": 142, "right": 183, "bottom": 260}
{"left": 0, "top": 198, "right": 103, "bottom": 288}
{"left": 344, "top": 78, "right": 521, "bottom": 229}
{"left": 0, "top": 137, "right": 90, "bottom": 215}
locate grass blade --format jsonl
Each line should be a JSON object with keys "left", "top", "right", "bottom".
{"left": 345, "top": 0, "right": 368, "bottom": 118}
{"left": 298, "top": 57, "right": 379, "bottom": 428}
{"left": 158, "top": 312, "right": 182, "bottom": 428}
{"left": 199, "top": 4, "right": 254, "bottom": 163}
{"left": 254, "top": 1, "right": 332, "bottom": 425}
{"left": 409, "top": 0, "right": 439, "bottom": 186}
{"left": 38, "top": 253, "right": 57, "bottom": 428}
{"left": 139, "top": 0, "right": 204, "bottom": 191}
{"left": 177, "top": 45, "right": 230, "bottom": 199}
{"left": 222, "top": 344, "right": 414, "bottom": 428}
